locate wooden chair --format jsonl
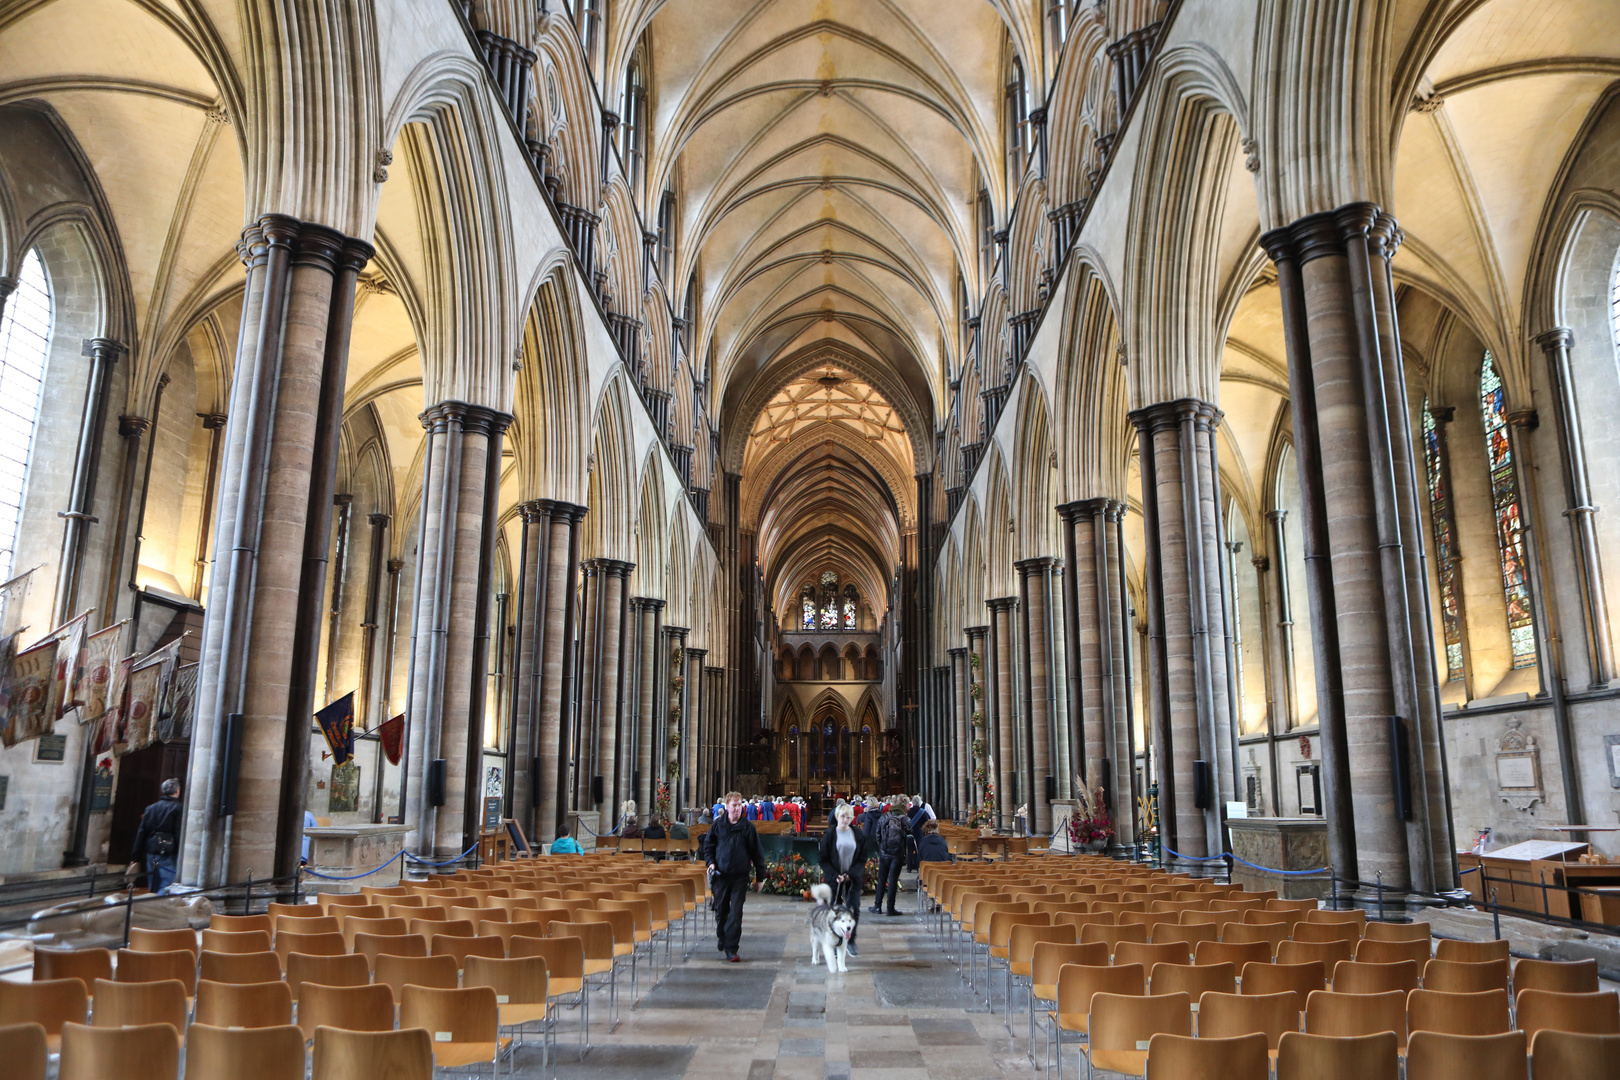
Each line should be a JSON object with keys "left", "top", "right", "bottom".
{"left": 1193, "top": 940, "right": 1270, "bottom": 971}
{"left": 449, "top": 905, "right": 503, "bottom": 925}
{"left": 1513, "top": 957, "right": 1599, "bottom": 994}
{"left": 0, "top": 1022, "right": 46, "bottom": 1080}
{"left": 1408, "top": 989, "right": 1512, "bottom": 1037}
{"left": 1265, "top": 899, "right": 1320, "bottom": 915}
{"left": 1331, "top": 959, "right": 1419, "bottom": 994}
{"left": 1278, "top": 938, "right": 1355, "bottom": 970}
{"left": 400, "top": 985, "right": 508, "bottom": 1076}
{"left": 1363, "top": 921, "right": 1431, "bottom": 943}
{"left": 265, "top": 903, "right": 323, "bottom": 922}
{"left": 183, "top": 1023, "right": 305, "bottom": 1080}
{"left": 1435, "top": 939, "right": 1510, "bottom": 964}
{"left": 1079, "top": 922, "right": 1148, "bottom": 960}
{"left": 1149, "top": 899, "right": 1210, "bottom": 915}
{"left": 1080, "top": 991, "right": 1191, "bottom": 1080}
{"left": 464, "top": 955, "right": 554, "bottom": 1072}
{"left": 1276, "top": 1030, "right": 1399, "bottom": 1080}
{"left": 1405, "top": 1030, "right": 1527, "bottom": 1080}
{"left": 59, "top": 1021, "right": 178, "bottom": 1080}
{"left": 194, "top": 979, "right": 292, "bottom": 1029}
{"left": 1242, "top": 960, "right": 1325, "bottom": 1016}
{"left": 296, "top": 983, "right": 395, "bottom": 1041}
{"left": 0, "top": 978, "right": 87, "bottom": 1053}
{"left": 1423, "top": 958, "right": 1510, "bottom": 994}
{"left": 1305, "top": 988, "right": 1407, "bottom": 1050}
{"left": 198, "top": 950, "right": 281, "bottom": 985}
{"left": 129, "top": 928, "right": 200, "bottom": 957}
{"left": 1294, "top": 921, "right": 1361, "bottom": 945}
{"left": 1528, "top": 1031, "right": 1620, "bottom": 1080}
{"left": 510, "top": 936, "right": 588, "bottom": 1058}
{"left": 1305, "top": 909, "right": 1367, "bottom": 929}
{"left": 1148, "top": 962, "right": 1236, "bottom": 1003}
{"left": 90, "top": 978, "right": 186, "bottom": 1043}
{"left": 1248, "top": 909, "right": 1309, "bottom": 936}
{"left": 1223, "top": 922, "right": 1289, "bottom": 959}
{"left": 1027, "top": 943, "right": 1110, "bottom": 1056}
{"left": 431, "top": 933, "right": 506, "bottom": 972}
{"left": 272, "top": 931, "right": 345, "bottom": 970}
{"left": 1198, "top": 990, "right": 1298, "bottom": 1051}
{"left": 353, "top": 932, "right": 427, "bottom": 970}
{"left": 1356, "top": 937, "right": 1433, "bottom": 968}
{"left": 274, "top": 913, "right": 341, "bottom": 936}
{"left": 1114, "top": 941, "right": 1192, "bottom": 971}
{"left": 315, "top": 894, "right": 373, "bottom": 914}
{"left": 1047, "top": 960, "right": 1146, "bottom": 1079}
{"left": 1152, "top": 922, "right": 1217, "bottom": 950}
{"left": 1144, "top": 1031, "right": 1268, "bottom": 1080}
{"left": 114, "top": 949, "right": 197, "bottom": 997}
{"left": 32, "top": 947, "right": 112, "bottom": 993}
{"left": 310, "top": 1026, "right": 432, "bottom": 1080}
{"left": 208, "top": 914, "right": 274, "bottom": 935}
{"left": 284, "top": 952, "right": 369, "bottom": 1003}
{"left": 374, "top": 954, "right": 459, "bottom": 1002}
{"left": 1516, "top": 989, "right": 1620, "bottom": 1041}
{"left": 340, "top": 916, "right": 408, "bottom": 950}
{"left": 199, "top": 929, "right": 272, "bottom": 955}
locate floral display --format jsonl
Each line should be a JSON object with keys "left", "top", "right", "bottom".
{"left": 760, "top": 853, "right": 880, "bottom": 896}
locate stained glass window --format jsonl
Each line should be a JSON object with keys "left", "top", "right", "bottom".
{"left": 1479, "top": 353, "right": 1536, "bottom": 667}
{"left": 1422, "top": 402, "right": 1465, "bottom": 681}
{"left": 821, "top": 600, "right": 839, "bottom": 628}
{"left": 0, "top": 250, "right": 52, "bottom": 584}
{"left": 843, "top": 599, "right": 856, "bottom": 628}
{"left": 802, "top": 586, "right": 816, "bottom": 629}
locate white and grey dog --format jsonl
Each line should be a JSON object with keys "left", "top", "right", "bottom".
{"left": 807, "top": 882, "right": 858, "bottom": 973}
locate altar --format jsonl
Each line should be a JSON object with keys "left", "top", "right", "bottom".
{"left": 301, "top": 823, "right": 411, "bottom": 894}
{"left": 1225, "top": 817, "right": 1332, "bottom": 899}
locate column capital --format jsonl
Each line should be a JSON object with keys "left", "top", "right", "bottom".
{"left": 333, "top": 492, "right": 353, "bottom": 507}
{"left": 704, "top": 665, "right": 724, "bottom": 676}
{"left": 1507, "top": 409, "right": 1539, "bottom": 431}
{"left": 947, "top": 646, "right": 968, "bottom": 659}
{"left": 686, "top": 646, "right": 707, "bottom": 659}
{"left": 368, "top": 512, "right": 390, "bottom": 527}
{"left": 1126, "top": 397, "right": 1219, "bottom": 431}
{"left": 200, "top": 412, "right": 228, "bottom": 430}
{"left": 118, "top": 415, "right": 151, "bottom": 439}
{"left": 664, "top": 624, "right": 689, "bottom": 637}
{"left": 1427, "top": 404, "right": 1455, "bottom": 425}
{"left": 291, "top": 221, "right": 346, "bottom": 272}
{"left": 80, "top": 337, "right": 126, "bottom": 363}
{"left": 519, "top": 499, "right": 546, "bottom": 522}
{"left": 387, "top": 557, "right": 405, "bottom": 573}
{"left": 537, "top": 497, "right": 589, "bottom": 522}
{"left": 583, "top": 557, "right": 635, "bottom": 577}
{"left": 1056, "top": 497, "right": 1123, "bottom": 522}
{"left": 1014, "top": 556, "right": 1056, "bottom": 575}
{"left": 0, "top": 276, "right": 15, "bottom": 302}
{"left": 987, "top": 596, "right": 1019, "bottom": 613}
{"left": 964, "top": 625, "right": 990, "bottom": 637}
{"left": 1534, "top": 327, "right": 1574, "bottom": 353}
{"left": 630, "top": 596, "right": 666, "bottom": 612}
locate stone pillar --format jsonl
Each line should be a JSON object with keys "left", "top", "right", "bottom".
{"left": 536, "top": 501, "right": 585, "bottom": 842}
{"left": 1016, "top": 558, "right": 1056, "bottom": 834}
{"left": 1127, "top": 400, "right": 1232, "bottom": 862}
{"left": 508, "top": 501, "right": 546, "bottom": 832}
{"left": 184, "top": 217, "right": 373, "bottom": 888}
{"left": 703, "top": 665, "right": 724, "bottom": 799}
{"left": 987, "top": 597, "right": 1019, "bottom": 830}
{"left": 684, "top": 645, "right": 706, "bottom": 813}
{"left": 1261, "top": 206, "right": 1452, "bottom": 892}
{"left": 949, "top": 647, "right": 969, "bottom": 818}
{"left": 625, "top": 597, "right": 662, "bottom": 818}
{"left": 1536, "top": 327, "right": 1613, "bottom": 688}
{"left": 357, "top": 512, "right": 391, "bottom": 729}
{"left": 965, "top": 625, "right": 989, "bottom": 812}
{"left": 583, "top": 559, "right": 633, "bottom": 820}
{"left": 475, "top": 31, "right": 537, "bottom": 129}
{"left": 660, "top": 625, "right": 687, "bottom": 811}
{"left": 401, "top": 402, "right": 510, "bottom": 858}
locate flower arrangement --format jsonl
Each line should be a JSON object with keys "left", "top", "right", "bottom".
{"left": 970, "top": 738, "right": 986, "bottom": 758}
{"left": 969, "top": 651, "right": 981, "bottom": 670}
{"left": 653, "top": 779, "right": 672, "bottom": 825}
{"left": 761, "top": 853, "right": 882, "bottom": 896}
{"left": 971, "top": 710, "right": 984, "bottom": 730}
{"left": 1068, "top": 782, "right": 1114, "bottom": 849}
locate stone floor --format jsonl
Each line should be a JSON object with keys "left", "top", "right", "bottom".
{"left": 521, "top": 889, "right": 1047, "bottom": 1080}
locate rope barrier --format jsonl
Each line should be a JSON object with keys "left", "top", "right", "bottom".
{"left": 1159, "top": 844, "right": 1328, "bottom": 877}
{"left": 299, "top": 841, "right": 479, "bottom": 882}
{"left": 1158, "top": 845, "right": 1226, "bottom": 863}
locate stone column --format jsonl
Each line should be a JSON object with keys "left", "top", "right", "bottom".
{"left": 1127, "top": 400, "right": 1232, "bottom": 862}
{"left": 1536, "top": 327, "right": 1613, "bottom": 687}
{"left": 684, "top": 645, "right": 706, "bottom": 813}
{"left": 703, "top": 665, "right": 724, "bottom": 799}
{"left": 949, "top": 647, "right": 969, "bottom": 817}
{"left": 458, "top": 409, "right": 510, "bottom": 854}
{"left": 184, "top": 217, "right": 372, "bottom": 888}
{"left": 536, "top": 501, "right": 586, "bottom": 842}
{"left": 1016, "top": 558, "right": 1056, "bottom": 834}
{"left": 508, "top": 501, "right": 546, "bottom": 832}
{"left": 626, "top": 597, "right": 663, "bottom": 817}
{"left": 965, "top": 625, "right": 989, "bottom": 812}
{"left": 987, "top": 597, "right": 1019, "bottom": 830}
{"left": 1261, "top": 206, "right": 1453, "bottom": 892}
{"left": 661, "top": 625, "right": 688, "bottom": 811}
{"left": 357, "top": 512, "right": 391, "bottom": 729}
{"left": 577, "top": 559, "right": 632, "bottom": 821}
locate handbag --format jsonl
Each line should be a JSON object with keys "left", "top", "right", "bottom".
{"left": 148, "top": 832, "right": 177, "bottom": 858}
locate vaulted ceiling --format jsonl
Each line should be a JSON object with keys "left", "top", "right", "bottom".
{"left": 644, "top": 0, "right": 1007, "bottom": 616}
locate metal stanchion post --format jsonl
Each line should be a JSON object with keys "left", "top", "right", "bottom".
{"left": 1377, "top": 871, "right": 1384, "bottom": 923}
{"left": 122, "top": 890, "right": 134, "bottom": 947}
{"left": 1490, "top": 886, "right": 1501, "bottom": 941}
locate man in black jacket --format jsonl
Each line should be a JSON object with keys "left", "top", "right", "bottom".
{"left": 699, "top": 791, "right": 768, "bottom": 962}
{"left": 128, "top": 777, "right": 182, "bottom": 893}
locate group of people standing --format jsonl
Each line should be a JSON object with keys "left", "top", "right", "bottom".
{"left": 705, "top": 794, "right": 806, "bottom": 831}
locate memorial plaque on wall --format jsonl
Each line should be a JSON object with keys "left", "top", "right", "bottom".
{"left": 35, "top": 733, "right": 67, "bottom": 762}
{"left": 89, "top": 761, "right": 114, "bottom": 812}
{"left": 328, "top": 761, "right": 360, "bottom": 813}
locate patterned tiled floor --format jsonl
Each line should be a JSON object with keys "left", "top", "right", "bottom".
{"left": 521, "top": 889, "right": 1047, "bottom": 1079}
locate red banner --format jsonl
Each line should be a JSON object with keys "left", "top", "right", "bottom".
{"left": 377, "top": 713, "right": 405, "bottom": 766}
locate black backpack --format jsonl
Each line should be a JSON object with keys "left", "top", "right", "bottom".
{"left": 879, "top": 813, "right": 905, "bottom": 856}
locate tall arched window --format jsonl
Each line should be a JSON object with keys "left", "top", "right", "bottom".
{"left": 620, "top": 46, "right": 646, "bottom": 196}
{"left": 0, "top": 250, "right": 52, "bottom": 583}
{"left": 1421, "top": 401, "right": 1465, "bottom": 682}
{"left": 820, "top": 570, "right": 839, "bottom": 628}
{"left": 842, "top": 584, "right": 858, "bottom": 629}
{"left": 801, "top": 584, "right": 816, "bottom": 630}
{"left": 1479, "top": 352, "right": 1536, "bottom": 668}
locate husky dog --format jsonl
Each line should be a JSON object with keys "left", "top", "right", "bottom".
{"left": 807, "top": 882, "right": 858, "bottom": 973}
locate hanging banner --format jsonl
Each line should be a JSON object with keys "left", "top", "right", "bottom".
{"left": 316, "top": 691, "right": 356, "bottom": 765}
{"left": 97, "top": 656, "right": 133, "bottom": 756}
{"left": 51, "top": 611, "right": 91, "bottom": 717}
{"left": 154, "top": 663, "right": 198, "bottom": 743}
{"left": 3, "top": 640, "right": 60, "bottom": 748}
{"left": 377, "top": 712, "right": 405, "bottom": 766}
{"left": 125, "top": 661, "right": 163, "bottom": 752}
{"left": 0, "top": 566, "right": 36, "bottom": 635}
{"left": 78, "top": 621, "right": 127, "bottom": 722}
{"left": 0, "top": 629, "right": 20, "bottom": 722}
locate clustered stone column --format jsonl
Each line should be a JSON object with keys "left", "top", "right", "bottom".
{"left": 627, "top": 597, "right": 665, "bottom": 817}
{"left": 1128, "top": 398, "right": 1233, "bottom": 863}
{"left": 702, "top": 664, "right": 725, "bottom": 798}
{"left": 964, "top": 625, "right": 989, "bottom": 812}
{"left": 683, "top": 645, "right": 707, "bottom": 812}
{"left": 1059, "top": 498, "right": 1136, "bottom": 844}
{"left": 576, "top": 557, "right": 634, "bottom": 820}
{"left": 1262, "top": 204, "right": 1453, "bottom": 893}
{"left": 184, "top": 215, "right": 373, "bottom": 888}
{"left": 948, "top": 646, "right": 970, "bottom": 817}
{"left": 986, "top": 597, "right": 1019, "bottom": 830}
{"left": 402, "top": 401, "right": 512, "bottom": 858}
{"left": 509, "top": 499, "right": 586, "bottom": 843}
{"left": 1016, "top": 557, "right": 1058, "bottom": 833}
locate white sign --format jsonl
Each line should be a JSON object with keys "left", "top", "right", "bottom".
{"left": 1497, "top": 755, "right": 1537, "bottom": 790}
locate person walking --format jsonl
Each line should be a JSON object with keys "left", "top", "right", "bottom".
{"left": 128, "top": 777, "right": 183, "bottom": 893}
{"left": 817, "top": 801, "right": 867, "bottom": 956}
{"left": 870, "top": 801, "right": 909, "bottom": 916}
{"left": 700, "top": 791, "right": 768, "bottom": 962}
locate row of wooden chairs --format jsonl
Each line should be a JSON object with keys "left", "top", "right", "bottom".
{"left": 0, "top": 1017, "right": 500, "bottom": 1080}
